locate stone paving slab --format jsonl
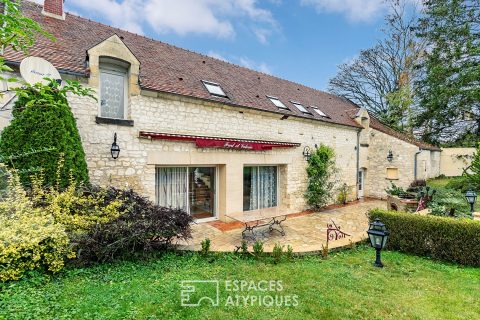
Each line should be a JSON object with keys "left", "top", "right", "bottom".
{"left": 176, "top": 199, "right": 387, "bottom": 253}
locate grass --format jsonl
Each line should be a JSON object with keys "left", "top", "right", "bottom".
{"left": 1, "top": 246, "right": 479, "bottom": 320}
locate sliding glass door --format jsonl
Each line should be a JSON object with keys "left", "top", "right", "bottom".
{"left": 156, "top": 167, "right": 216, "bottom": 220}
{"left": 243, "top": 166, "right": 278, "bottom": 211}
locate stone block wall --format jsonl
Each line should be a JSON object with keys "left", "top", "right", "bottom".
{"left": 67, "top": 88, "right": 359, "bottom": 218}
{"left": 362, "top": 128, "right": 419, "bottom": 198}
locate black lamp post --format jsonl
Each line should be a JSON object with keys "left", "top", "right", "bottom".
{"left": 387, "top": 150, "right": 394, "bottom": 162}
{"left": 303, "top": 146, "right": 312, "bottom": 161}
{"left": 111, "top": 132, "right": 120, "bottom": 159}
{"left": 367, "top": 218, "right": 390, "bottom": 267}
{"left": 465, "top": 190, "right": 477, "bottom": 213}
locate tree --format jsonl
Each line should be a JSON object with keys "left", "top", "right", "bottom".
{"left": 328, "top": 0, "right": 424, "bottom": 133}
{"left": 0, "top": 0, "right": 54, "bottom": 83}
{"left": 305, "top": 144, "right": 336, "bottom": 209}
{"left": 415, "top": 0, "right": 480, "bottom": 145}
{"left": 0, "top": 0, "right": 53, "bottom": 54}
{"left": 466, "top": 142, "right": 480, "bottom": 191}
{"left": 0, "top": 80, "right": 95, "bottom": 188}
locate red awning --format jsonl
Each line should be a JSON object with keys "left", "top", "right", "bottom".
{"left": 139, "top": 131, "right": 300, "bottom": 151}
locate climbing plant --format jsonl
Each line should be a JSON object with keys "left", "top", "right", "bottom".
{"left": 305, "top": 144, "right": 336, "bottom": 210}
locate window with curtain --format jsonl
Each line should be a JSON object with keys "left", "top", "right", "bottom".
{"left": 156, "top": 167, "right": 188, "bottom": 211}
{"left": 99, "top": 58, "right": 129, "bottom": 119}
{"left": 156, "top": 167, "right": 216, "bottom": 219}
{"left": 243, "top": 166, "right": 278, "bottom": 211}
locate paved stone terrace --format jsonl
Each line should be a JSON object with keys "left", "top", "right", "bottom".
{"left": 176, "top": 199, "right": 387, "bottom": 253}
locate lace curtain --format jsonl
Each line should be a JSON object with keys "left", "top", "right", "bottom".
{"left": 156, "top": 167, "right": 188, "bottom": 211}
{"left": 248, "top": 166, "right": 277, "bottom": 210}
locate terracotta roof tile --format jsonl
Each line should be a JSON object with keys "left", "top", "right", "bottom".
{"left": 344, "top": 108, "right": 441, "bottom": 151}
{"left": 3, "top": 1, "right": 440, "bottom": 152}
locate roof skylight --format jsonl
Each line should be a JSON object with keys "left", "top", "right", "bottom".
{"left": 202, "top": 80, "right": 227, "bottom": 97}
{"left": 267, "top": 96, "right": 288, "bottom": 109}
{"left": 312, "top": 107, "right": 328, "bottom": 117}
{"left": 291, "top": 102, "right": 311, "bottom": 114}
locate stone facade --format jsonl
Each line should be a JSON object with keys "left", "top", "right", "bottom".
{"left": 1, "top": 35, "right": 443, "bottom": 221}
{"left": 355, "top": 109, "right": 441, "bottom": 199}
{"left": 68, "top": 88, "right": 359, "bottom": 220}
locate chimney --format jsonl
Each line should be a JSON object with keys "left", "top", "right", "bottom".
{"left": 42, "top": 0, "right": 65, "bottom": 20}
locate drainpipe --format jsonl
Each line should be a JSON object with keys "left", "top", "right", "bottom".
{"left": 356, "top": 130, "right": 361, "bottom": 199}
{"left": 414, "top": 149, "right": 423, "bottom": 181}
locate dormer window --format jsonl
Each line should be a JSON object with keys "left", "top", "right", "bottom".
{"left": 312, "top": 106, "right": 328, "bottom": 117}
{"left": 267, "top": 96, "right": 288, "bottom": 110}
{"left": 291, "top": 101, "right": 311, "bottom": 114}
{"left": 99, "top": 57, "right": 129, "bottom": 119}
{"left": 202, "top": 80, "right": 227, "bottom": 97}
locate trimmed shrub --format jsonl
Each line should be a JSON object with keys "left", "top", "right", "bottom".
{"left": 0, "top": 80, "right": 94, "bottom": 188}
{"left": 0, "top": 175, "right": 73, "bottom": 282}
{"left": 74, "top": 188, "right": 193, "bottom": 263}
{"left": 369, "top": 209, "right": 480, "bottom": 266}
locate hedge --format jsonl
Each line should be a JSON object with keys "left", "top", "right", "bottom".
{"left": 368, "top": 209, "right": 480, "bottom": 266}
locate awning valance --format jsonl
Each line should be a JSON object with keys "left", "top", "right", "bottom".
{"left": 139, "top": 131, "right": 301, "bottom": 151}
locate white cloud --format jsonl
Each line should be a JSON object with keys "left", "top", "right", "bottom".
{"left": 67, "top": 0, "right": 277, "bottom": 41}
{"left": 253, "top": 28, "right": 272, "bottom": 44}
{"left": 238, "top": 56, "right": 272, "bottom": 74}
{"left": 207, "top": 51, "right": 228, "bottom": 62}
{"left": 301, "top": 0, "right": 387, "bottom": 22}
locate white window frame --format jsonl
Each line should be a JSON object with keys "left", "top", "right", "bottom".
{"left": 98, "top": 62, "right": 128, "bottom": 120}
{"left": 202, "top": 80, "right": 228, "bottom": 97}
{"left": 291, "top": 101, "right": 311, "bottom": 114}
{"left": 267, "top": 96, "right": 289, "bottom": 110}
{"left": 311, "top": 106, "right": 328, "bottom": 117}
{"left": 243, "top": 165, "right": 280, "bottom": 212}
{"left": 155, "top": 165, "right": 219, "bottom": 222}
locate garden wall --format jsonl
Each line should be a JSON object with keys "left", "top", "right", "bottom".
{"left": 440, "top": 148, "right": 475, "bottom": 177}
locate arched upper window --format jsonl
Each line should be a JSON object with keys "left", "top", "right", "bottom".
{"left": 99, "top": 57, "right": 130, "bottom": 119}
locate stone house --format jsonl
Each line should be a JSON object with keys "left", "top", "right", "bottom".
{"left": 1, "top": 0, "right": 441, "bottom": 222}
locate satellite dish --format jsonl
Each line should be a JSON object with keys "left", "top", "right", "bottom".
{"left": 20, "top": 56, "right": 61, "bottom": 85}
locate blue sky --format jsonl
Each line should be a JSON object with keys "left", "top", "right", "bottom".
{"left": 59, "top": 0, "right": 392, "bottom": 91}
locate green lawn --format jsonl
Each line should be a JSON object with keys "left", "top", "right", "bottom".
{"left": 1, "top": 247, "right": 479, "bottom": 320}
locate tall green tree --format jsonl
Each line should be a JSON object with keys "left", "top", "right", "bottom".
{"left": 415, "top": 0, "right": 480, "bottom": 145}
{"left": 466, "top": 142, "right": 480, "bottom": 191}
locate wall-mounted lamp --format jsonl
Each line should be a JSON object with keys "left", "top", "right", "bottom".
{"left": 111, "top": 132, "right": 120, "bottom": 159}
{"left": 387, "top": 150, "right": 394, "bottom": 162}
{"left": 303, "top": 146, "right": 312, "bottom": 161}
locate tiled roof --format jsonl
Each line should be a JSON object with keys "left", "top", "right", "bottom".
{"left": 368, "top": 116, "right": 441, "bottom": 151}
{"left": 4, "top": 1, "right": 440, "bottom": 151}
{"left": 344, "top": 108, "right": 441, "bottom": 151}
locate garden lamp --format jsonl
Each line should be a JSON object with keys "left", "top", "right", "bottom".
{"left": 465, "top": 190, "right": 477, "bottom": 213}
{"left": 111, "top": 132, "right": 120, "bottom": 159}
{"left": 367, "top": 218, "right": 390, "bottom": 268}
{"left": 303, "top": 146, "right": 312, "bottom": 161}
